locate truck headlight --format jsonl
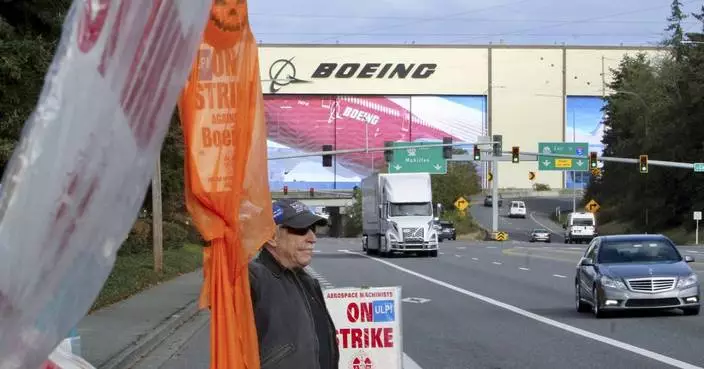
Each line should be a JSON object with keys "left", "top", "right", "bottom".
{"left": 678, "top": 274, "right": 698, "bottom": 289}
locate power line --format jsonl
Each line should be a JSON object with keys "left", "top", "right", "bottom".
{"left": 307, "top": 0, "right": 532, "bottom": 43}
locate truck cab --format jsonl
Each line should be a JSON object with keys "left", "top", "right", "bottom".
{"left": 361, "top": 173, "right": 439, "bottom": 257}
{"left": 564, "top": 212, "right": 596, "bottom": 244}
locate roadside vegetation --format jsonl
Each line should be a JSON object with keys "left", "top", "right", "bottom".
{"left": 582, "top": 1, "right": 704, "bottom": 245}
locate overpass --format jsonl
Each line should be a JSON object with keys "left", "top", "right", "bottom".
{"left": 270, "top": 189, "right": 355, "bottom": 208}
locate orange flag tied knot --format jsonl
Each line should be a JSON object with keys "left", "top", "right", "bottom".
{"left": 178, "top": 1, "right": 274, "bottom": 368}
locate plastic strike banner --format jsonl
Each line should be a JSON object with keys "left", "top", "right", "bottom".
{"left": 0, "top": 1, "right": 210, "bottom": 368}
{"left": 324, "top": 287, "right": 404, "bottom": 369}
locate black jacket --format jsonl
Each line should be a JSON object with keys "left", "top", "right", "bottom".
{"left": 249, "top": 248, "right": 340, "bottom": 369}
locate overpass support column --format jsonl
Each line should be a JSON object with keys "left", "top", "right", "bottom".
{"left": 326, "top": 207, "right": 342, "bottom": 237}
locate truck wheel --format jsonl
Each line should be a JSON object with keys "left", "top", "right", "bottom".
{"left": 379, "top": 236, "right": 389, "bottom": 258}
{"left": 430, "top": 250, "right": 438, "bottom": 257}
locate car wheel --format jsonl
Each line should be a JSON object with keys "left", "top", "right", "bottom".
{"left": 592, "top": 285, "right": 607, "bottom": 318}
{"left": 576, "top": 282, "right": 590, "bottom": 313}
{"left": 682, "top": 306, "right": 700, "bottom": 316}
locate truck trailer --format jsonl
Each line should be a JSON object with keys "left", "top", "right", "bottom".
{"left": 361, "top": 172, "right": 439, "bottom": 257}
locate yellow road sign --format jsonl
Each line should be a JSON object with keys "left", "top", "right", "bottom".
{"left": 488, "top": 172, "right": 493, "bottom": 181}
{"left": 528, "top": 171, "right": 536, "bottom": 181}
{"left": 454, "top": 196, "right": 469, "bottom": 211}
{"left": 585, "top": 199, "right": 601, "bottom": 213}
{"left": 555, "top": 158, "right": 572, "bottom": 168}
{"left": 591, "top": 168, "right": 601, "bottom": 176}
{"left": 494, "top": 231, "right": 509, "bottom": 241}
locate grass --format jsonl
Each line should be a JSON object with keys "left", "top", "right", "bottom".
{"left": 90, "top": 243, "right": 203, "bottom": 312}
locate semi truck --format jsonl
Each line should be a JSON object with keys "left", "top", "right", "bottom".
{"left": 361, "top": 172, "right": 439, "bottom": 257}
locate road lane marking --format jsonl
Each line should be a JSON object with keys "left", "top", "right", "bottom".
{"left": 553, "top": 274, "right": 567, "bottom": 278}
{"left": 455, "top": 255, "right": 462, "bottom": 258}
{"left": 344, "top": 251, "right": 702, "bottom": 369}
{"left": 519, "top": 267, "right": 531, "bottom": 271}
{"left": 487, "top": 246, "right": 497, "bottom": 249}
{"left": 439, "top": 252, "right": 445, "bottom": 255}
{"left": 492, "top": 261, "right": 502, "bottom": 265}
{"left": 338, "top": 249, "right": 349, "bottom": 252}
{"left": 457, "top": 246, "right": 467, "bottom": 250}
{"left": 529, "top": 212, "right": 560, "bottom": 234}
{"left": 471, "top": 257, "right": 479, "bottom": 261}
{"left": 308, "top": 265, "right": 425, "bottom": 368}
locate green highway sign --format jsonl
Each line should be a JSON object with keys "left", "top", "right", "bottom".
{"left": 694, "top": 163, "right": 704, "bottom": 172}
{"left": 388, "top": 142, "right": 447, "bottom": 174}
{"left": 538, "top": 142, "right": 589, "bottom": 171}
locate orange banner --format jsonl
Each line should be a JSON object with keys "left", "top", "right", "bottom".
{"left": 178, "top": 1, "right": 274, "bottom": 368}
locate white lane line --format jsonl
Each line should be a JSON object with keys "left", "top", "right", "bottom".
{"left": 313, "top": 250, "right": 321, "bottom": 253}
{"left": 569, "top": 247, "right": 582, "bottom": 250}
{"left": 471, "top": 257, "right": 479, "bottom": 261}
{"left": 308, "top": 264, "right": 425, "bottom": 368}
{"left": 439, "top": 252, "right": 445, "bottom": 255}
{"left": 492, "top": 261, "right": 502, "bottom": 265}
{"left": 487, "top": 246, "right": 497, "bottom": 249}
{"left": 455, "top": 255, "right": 462, "bottom": 258}
{"left": 338, "top": 249, "right": 349, "bottom": 252}
{"left": 519, "top": 267, "right": 531, "bottom": 271}
{"left": 342, "top": 250, "right": 702, "bottom": 369}
{"left": 529, "top": 212, "right": 560, "bottom": 234}
{"left": 553, "top": 274, "right": 567, "bottom": 278}
{"left": 457, "top": 246, "right": 467, "bottom": 250}
{"left": 403, "top": 353, "right": 423, "bottom": 369}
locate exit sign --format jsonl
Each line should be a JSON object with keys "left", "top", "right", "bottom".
{"left": 694, "top": 163, "right": 704, "bottom": 173}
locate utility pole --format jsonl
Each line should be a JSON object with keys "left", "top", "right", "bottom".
{"left": 152, "top": 157, "right": 163, "bottom": 273}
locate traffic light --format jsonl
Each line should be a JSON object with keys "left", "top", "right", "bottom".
{"left": 384, "top": 141, "right": 393, "bottom": 162}
{"left": 639, "top": 154, "right": 648, "bottom": 173}
{"left": 512, "top": 146, "right": 520, "bottom": 163}
{"left": 309, "top": 187, "right": 315, "bottom": 197}
{"left": 473, "top": 145, "right": 481, "bottom": 161}
{"left": 443, "top": 137, "right": 452, "bottom": 159}
{"left": 322, "top": 144, "right": 333, "bottom": 167}
{"left": 492, "top": 134, "right": 503, "bottom": 157}
{"left": 589, "top": 152, "right": 598, "bottom": 169}
{"left": 283, "top": 185, "right": 288, "bottom": 195}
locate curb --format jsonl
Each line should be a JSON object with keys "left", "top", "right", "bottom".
{"left": 99, "top": 299, "right": 201, "bottom": 369}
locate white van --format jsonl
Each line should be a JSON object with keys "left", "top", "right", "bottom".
{"left": 564, "top": 212, "right": 596, "bottom": 244}
{"left": 508, "top": 201, "right": 527, "bottom": 218}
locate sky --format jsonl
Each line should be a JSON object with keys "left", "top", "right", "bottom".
{"left": 248, "top": 0, "right": 703, "bottom": 46}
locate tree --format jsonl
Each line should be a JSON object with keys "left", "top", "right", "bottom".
{"left": 665, "top": 0, "right": 687, "bottom": 61}
{"left": 0, "top": 1, "right": 72, "bottom": 171}
{"left": 431, "top": 149, "right": 482, "bottom": 211}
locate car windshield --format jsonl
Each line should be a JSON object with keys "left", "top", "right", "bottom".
{"left": 533, "top": 229, "right": 548, "bottom": 233}
{"left": 597, "top": 240, "right": 682, "bottom": 264}
{"left": 389, "top": 202, "right": 433, "bottom": 216}
{"left": 441, "top": 223, "right": 453, "bottom": 229}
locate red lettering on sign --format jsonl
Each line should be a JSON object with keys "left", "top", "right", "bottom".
{"left": 98, "top": 0, "right": 130, "bottom": 75}
{"left": 337, "top": 328, "right": 394, "bottom": 349}
{"left": 347, "top": 302, "right": 373, "bottom": 323}
{"left": 196, "top": 82, "right": 237, "bottom": 110}
{"left": 201, "top": 127, "right": 235, "bottom": 148}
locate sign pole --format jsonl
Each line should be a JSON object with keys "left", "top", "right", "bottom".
{"left": 697, "top": 219, "right": 699, "bottom": 245}
{"left": 492, "top": 158, "right": 499, "bottom": 233}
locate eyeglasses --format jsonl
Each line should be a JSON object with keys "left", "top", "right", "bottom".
{"left": 284, "top": 225, "right": 315, "bottom": 236}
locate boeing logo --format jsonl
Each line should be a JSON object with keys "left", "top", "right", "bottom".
{"left": 267, "top": 57, "right": 311, "bottom": 93}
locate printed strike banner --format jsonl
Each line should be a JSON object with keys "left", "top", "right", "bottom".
{"left": 324, "top": 287, "right": 404, "bottom": 369}
{"left": 178, "top": 1, "right": 275, "bottom": 368}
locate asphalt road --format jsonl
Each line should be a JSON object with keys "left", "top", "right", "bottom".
{"left": 133, "top": 238, "right": 704, "bottom": 369}
{"left": 470, "top": 196, "right": 573, "bottom": 243}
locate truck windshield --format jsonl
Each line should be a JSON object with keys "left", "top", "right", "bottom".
{"left": 389, "top": 202, "right": 432, "bottom": 216}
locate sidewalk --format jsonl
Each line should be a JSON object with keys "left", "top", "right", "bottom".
{"left": 78, "top": 269, "right": 204, "bottom": 369}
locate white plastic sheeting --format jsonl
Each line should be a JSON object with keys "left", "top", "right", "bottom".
{"left": 0, "top": 1, "right": 210, "bottom": 368}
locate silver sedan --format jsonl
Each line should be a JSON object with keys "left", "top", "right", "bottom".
{"left": 575, "top": 234, "right": 700, "bottom": 318}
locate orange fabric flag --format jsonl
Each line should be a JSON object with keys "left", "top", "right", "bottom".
{"left": 178, "top": 1, "right": 275, "bottom": 368}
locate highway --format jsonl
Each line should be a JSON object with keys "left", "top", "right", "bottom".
{"left": 133, "top": 237, "right": 704, "bottom": 369}
{"left": 470, "top": 196, "right": 575, "bottom": 243}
